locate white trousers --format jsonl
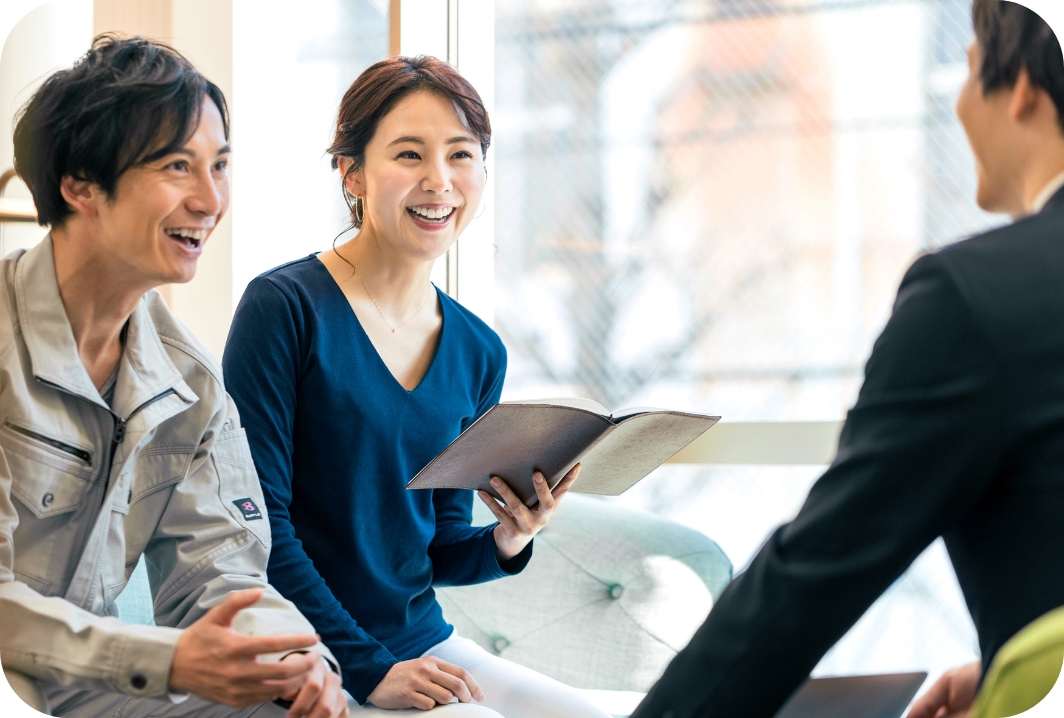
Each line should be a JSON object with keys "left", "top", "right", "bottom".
{"left": 351, "top": 633, "right": 611, "bottom": 718}
{"left": 37, "top": 633, "right": 610, "bottom": 718}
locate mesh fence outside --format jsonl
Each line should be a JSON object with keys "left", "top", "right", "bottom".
{"left": 493, "top": 0, "right": 997, "bottom": 419}
{"left": 492, "top": 0, "right": 997, "bottom": 684}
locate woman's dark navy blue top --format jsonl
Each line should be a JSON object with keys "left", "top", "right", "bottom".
{"left": 221, "top": 256, "right": 527, "bottom": 703}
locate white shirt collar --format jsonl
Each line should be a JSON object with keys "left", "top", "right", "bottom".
{"left": 1029, "top": 168, "right": 1064, "bottom": 214}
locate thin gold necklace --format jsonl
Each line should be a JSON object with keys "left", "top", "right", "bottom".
{"left": 353, "top": 265, "right": 432, "bottom": 333}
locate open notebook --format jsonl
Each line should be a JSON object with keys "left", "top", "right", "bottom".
{"left": 406, "top": 397, "right": 719, "bottom": 506}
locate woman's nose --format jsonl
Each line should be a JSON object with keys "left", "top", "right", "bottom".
{"left": 420, "top": 157, "right": 453, "bottom": 193}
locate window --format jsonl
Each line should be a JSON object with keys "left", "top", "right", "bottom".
{"left": 231, "top": 0, "right": 390, "bottom": 303}
{"left": 491, "top": 0, "right": 997, "bottom": 680}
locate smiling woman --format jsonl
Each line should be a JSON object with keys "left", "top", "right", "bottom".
{"left": 221, "top": 56, "right": 611, "bottom": 718}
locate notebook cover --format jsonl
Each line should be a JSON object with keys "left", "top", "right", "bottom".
{"left": 407, "top": 404, "right": 718, "bottom": 505}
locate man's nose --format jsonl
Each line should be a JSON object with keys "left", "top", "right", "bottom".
{"left": 187, "top": 165, "right": 224, "bottom": 217}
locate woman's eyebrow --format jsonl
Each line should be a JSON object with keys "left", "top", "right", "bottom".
{"left": 386, "top": 135, "right": 476, "bottom": 147}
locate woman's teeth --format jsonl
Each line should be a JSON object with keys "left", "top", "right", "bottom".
{"left": 408, "top": 206, "right": 455, "bottom": 223}
{"left": 165, "top": 228, "right": 206, "bottom": 248}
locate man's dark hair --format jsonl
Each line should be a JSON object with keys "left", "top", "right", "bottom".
{"left": 973, "top": 0, "right": 1064, "bottom": 131}
{"left": 13, "top": 34, "right": 230, "bottom": 226}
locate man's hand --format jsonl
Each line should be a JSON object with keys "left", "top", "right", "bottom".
{"left": 480, "top": 464, "right": 580, "bottom": 561}
{"left": 169, "top": 589, "right": 322, "bottom": 707}
{"left": 366, "top": 657, "right": 483, "bottom": 710}
{"left": 907, "top": 661, "right": 981, "bottom": 718}
{"left": 280, "top": 654, "right": 348, "bottom": 718}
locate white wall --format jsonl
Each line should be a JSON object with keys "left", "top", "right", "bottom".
{"left": 166, "top": 0, "right": 234, "bottom": 360}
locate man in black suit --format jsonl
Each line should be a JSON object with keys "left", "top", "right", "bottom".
{"left": 631, "top": 2, "right": 1064, "bottom": 717}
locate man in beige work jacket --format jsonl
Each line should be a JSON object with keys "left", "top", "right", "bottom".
{"left": 0, "top": 36, "right": 348, "bottom": 718}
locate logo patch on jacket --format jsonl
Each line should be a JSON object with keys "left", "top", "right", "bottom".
{"left": 232, "top": 498, "right": 263, "bottom": 521}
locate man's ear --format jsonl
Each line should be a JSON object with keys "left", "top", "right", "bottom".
{"left": 338, "top": 157, "right": 366, "bottom": 199}
{"left": 58, "top": 175, "right": 104, "bottom": 219}
{"left": 1008, "top": 67, "right": 1041, "bottom": 122}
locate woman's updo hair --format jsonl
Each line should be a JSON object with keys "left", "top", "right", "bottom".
{"left": 328, "top": 55, "right": 492, "bottom": 228}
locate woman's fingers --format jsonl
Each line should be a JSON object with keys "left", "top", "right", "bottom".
{"left": 415, "top": 674, "right": 455, "bottom": 706}
{"left": 490, "top": 477, "right": 530, "bottom": 519}
{"left": 552, "top": 464, "right": 581, "bottom": 499}
{"left": 435, "top": 660, "right": 483, "bottom": 702}
{"left": 478, "top": 491, "right": 516, "bottom": 529}
{"left": 431, "top": 667, "right": 472, "bottom": 703}
{"left": 531, "top": 472, "right": 555, "bottom": 511}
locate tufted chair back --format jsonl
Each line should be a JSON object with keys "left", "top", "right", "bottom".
{"left": 436, "top": 494, "right": 732, "bottom": 692}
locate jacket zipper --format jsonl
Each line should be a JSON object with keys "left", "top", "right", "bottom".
{"left": 109, "top": 389, "right": 177, "bottom": 468}
{"left": 35, "top": 378, "right": 177, "bottom": 474}
{"left": 4, "top": 421, "right": 93, "bottom": 465}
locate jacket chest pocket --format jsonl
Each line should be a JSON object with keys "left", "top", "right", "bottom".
{"left": 3, "top": 425, "right": 97, "bottom": 589}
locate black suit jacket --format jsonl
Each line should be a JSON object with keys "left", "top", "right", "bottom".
{"left": 632, "top": 189, "right": 1064, "bottom": 718}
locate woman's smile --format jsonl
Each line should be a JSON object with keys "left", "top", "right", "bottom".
{"left": 406, "top": 203, "right": 457, "bottom": 231}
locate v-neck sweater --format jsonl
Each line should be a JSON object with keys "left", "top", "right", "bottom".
{"left": 222, "top": 256, "right": 526, "bottom": 703}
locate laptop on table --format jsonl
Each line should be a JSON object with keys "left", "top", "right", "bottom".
{"left": 774, "top": 673, "right": 928, "bottom": 718}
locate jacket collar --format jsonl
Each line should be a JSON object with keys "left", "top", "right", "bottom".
{"left": 1042, "top": 184, "right": 1064, "bottom": 214}
{"left": 14, "top": 236, "right": 195, "bottom": 417}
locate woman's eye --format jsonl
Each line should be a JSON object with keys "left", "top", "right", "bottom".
{"left": 213, "top": 160, "right": 229, "bottom": 172}
{"left": 452, "top": 151, "right": 473, "bottom": 160}
{"left": 397, "top": 151, "right": 421, "bottom": 160}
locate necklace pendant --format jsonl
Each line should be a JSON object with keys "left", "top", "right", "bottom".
{"left": 392, "top": 328, "right": 397, "bottom": 333}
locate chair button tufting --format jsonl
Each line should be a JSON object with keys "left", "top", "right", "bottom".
{"left": 491, "top": 637, "right": 509, "bottom": 654}
{"left": 608, "top": 584, "right": 624, "bottom": 600}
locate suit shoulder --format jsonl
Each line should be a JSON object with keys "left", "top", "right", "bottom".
{"left": 934, "top": 208, "right": 1062, "bottom": 268}
{"left": 928, "top": 209, "right": 1064, "bottom": 330}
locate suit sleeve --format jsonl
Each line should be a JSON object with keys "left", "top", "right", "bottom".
{"left": 429, "top": 344, "right": 533, "bottom": 585}
{"left": 632, "top": 253, "right": 1005, "bottom": 718}
{"left": 222, "top": 278, "right": 396, "bottom": 704}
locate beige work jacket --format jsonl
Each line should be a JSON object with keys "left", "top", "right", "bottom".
{"left": 0, "top": 237, "right": 335, "bottom": 698}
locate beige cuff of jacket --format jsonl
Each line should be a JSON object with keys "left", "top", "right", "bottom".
{"left": 111, "top": 623, "right": 184, "bottom": 698}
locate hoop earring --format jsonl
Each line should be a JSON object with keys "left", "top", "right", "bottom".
{"left": 354, "top": 196, "right": 365, "bottom": 224}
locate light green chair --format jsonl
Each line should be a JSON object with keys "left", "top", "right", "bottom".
{"left": 436, "top": 494, "right": 732, "bottom": 693}
{"left": 972, "top": 605, "right": 1064, "bottom": 718}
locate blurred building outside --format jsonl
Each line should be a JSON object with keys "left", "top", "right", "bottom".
{"left": 490, "top": 0, "right": 1003, "bottom": 684}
